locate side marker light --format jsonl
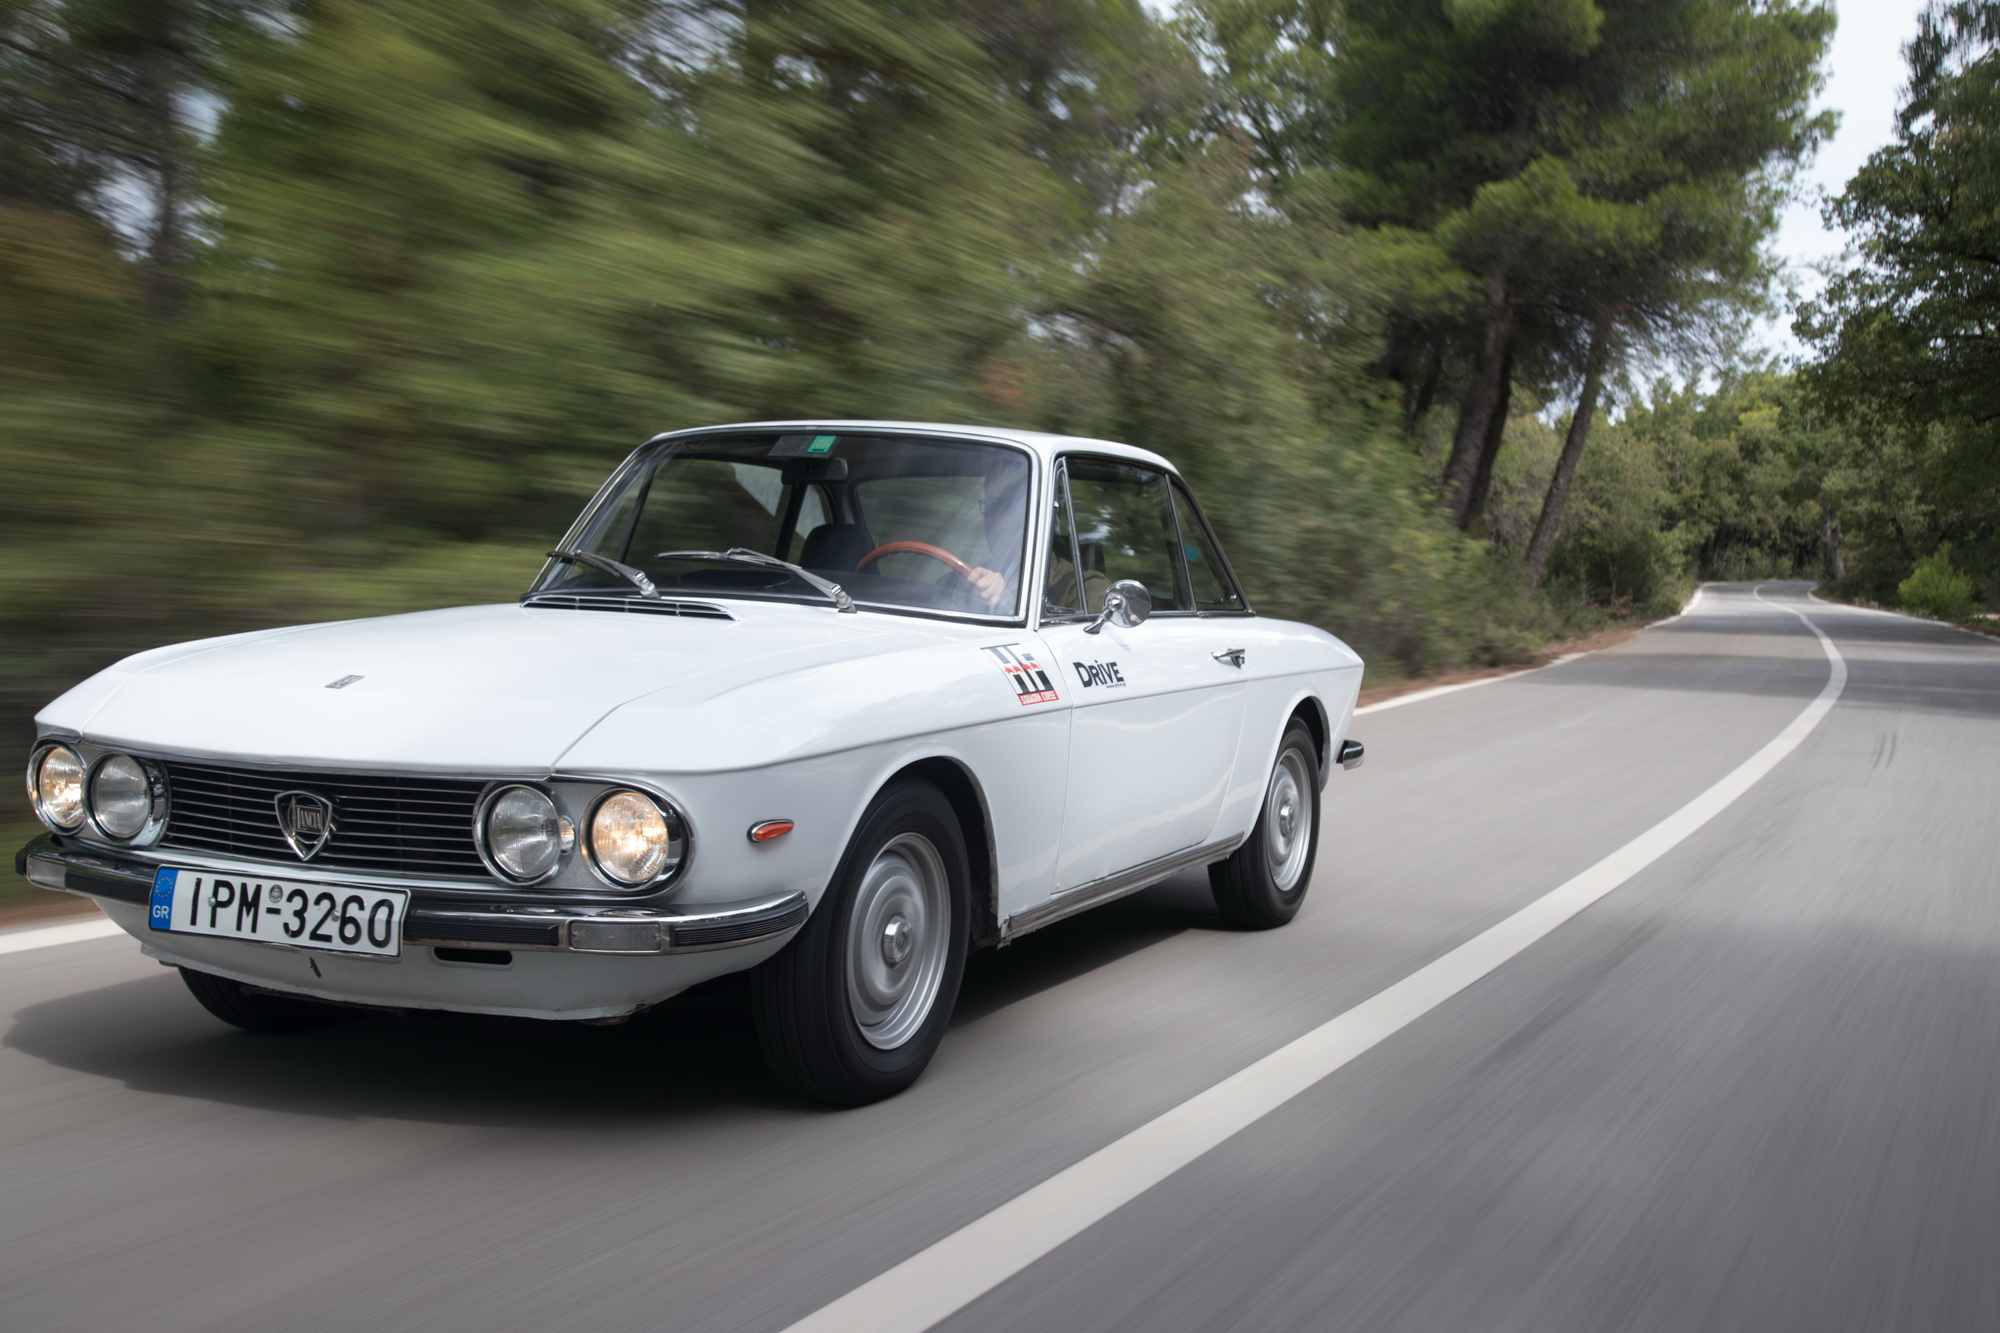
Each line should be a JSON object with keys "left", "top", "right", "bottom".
{"left": 748, "top": 820, "right": 794, "bottom": 843}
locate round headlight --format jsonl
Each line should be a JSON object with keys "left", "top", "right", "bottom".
{"left": 588, "top": 790, "right": 684, "bottom": 886}
{"left": 482, "top": 785, "right": 568, "bottom": 882}
{"left": 89, "top": 754, "right": 154, "bottom": 840}
{"left": 29, "top": 745, "right": 86, "bottom": 832}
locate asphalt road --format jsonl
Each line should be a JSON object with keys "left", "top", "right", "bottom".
{"left": 5, "top": 582, "right": 1998, "bottom": 1332}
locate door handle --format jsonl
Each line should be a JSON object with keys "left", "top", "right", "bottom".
{"left": 1212, "top": 648, "right": 1246, "bottom": 668}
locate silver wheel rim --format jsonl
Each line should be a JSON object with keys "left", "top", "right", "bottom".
{"left": 1263, "top": 746, "right": 1313, "bottom": 894}
{"left": 846, "top": 832, "right": 951, "bottom": 1051}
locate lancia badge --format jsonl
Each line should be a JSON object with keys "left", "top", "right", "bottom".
{"left": 275, "top": 790, "right": 336, "bottom": 860}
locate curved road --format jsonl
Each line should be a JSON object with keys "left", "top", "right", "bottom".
{"left": 5, "top": 583, "right": 1998, "bottom": 1331}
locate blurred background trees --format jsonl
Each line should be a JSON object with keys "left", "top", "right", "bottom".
{"left": 1797, "top": 0, "right": 2000, "bottom": 610}
{"left": 12, "top": 0, "right": 1988, "bottom": 784}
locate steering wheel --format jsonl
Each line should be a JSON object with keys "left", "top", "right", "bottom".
{"left": 854, "top": 541, "right": 979, "bottom": 584}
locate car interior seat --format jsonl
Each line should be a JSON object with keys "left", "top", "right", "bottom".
{"left": 799, "top": 522, "right": 876, "bottom": 573}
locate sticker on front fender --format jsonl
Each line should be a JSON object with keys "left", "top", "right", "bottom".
{"left": 148, "top": 866, "right": 407, "bottom": 957}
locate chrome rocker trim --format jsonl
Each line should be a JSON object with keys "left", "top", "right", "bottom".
{"left": 1002, "top": 834, "right": 1246, "bottom": 942}
{"left": 16, "top": 835, "right": 805, "bottom": 956}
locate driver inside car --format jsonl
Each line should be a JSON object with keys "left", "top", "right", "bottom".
{"left": 962, "top": 467, "right": 1026, "bottom": 611}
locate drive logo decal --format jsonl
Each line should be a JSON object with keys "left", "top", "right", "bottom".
{"left": 1073, "top": 660, "right": 1126, "bottom": 689}
{"left": 981, "top": 643, "right": 1060, "bottom": 705}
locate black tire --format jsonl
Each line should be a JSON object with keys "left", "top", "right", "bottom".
{"left": 179, "top": 966, "right": 346, "bottom": 1033}
{"left": 1210, "top": 721, "right": 1321, "bottom": 930}
{"left": 752, "top": 780, "right": 971, "bottom": 1106}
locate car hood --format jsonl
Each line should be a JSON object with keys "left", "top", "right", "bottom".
{"left": 48, "top": 601, "right": 953, "bottom": 772}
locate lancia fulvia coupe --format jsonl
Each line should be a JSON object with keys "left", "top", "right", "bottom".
{"left": 19, "top": 422, "right": 1363, "bottom": 1104}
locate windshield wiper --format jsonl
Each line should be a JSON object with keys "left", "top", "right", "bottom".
{"left": 545, "top": 549, "right": 657, "bottom": 598}
{"left": 656, "top": 547, "right": 856, "bottom": 613}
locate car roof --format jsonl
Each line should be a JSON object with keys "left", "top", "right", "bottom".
{"left": 643, "top": 420, "right": 1180, "bottom": 475}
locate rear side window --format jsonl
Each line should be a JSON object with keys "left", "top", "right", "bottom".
{"left": 1172, "top": 483, "right": 1243, "bottom": 612}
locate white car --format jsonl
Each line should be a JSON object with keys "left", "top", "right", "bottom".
{"left": 19, "top": 422, "right": 1364, "bottom": 1103}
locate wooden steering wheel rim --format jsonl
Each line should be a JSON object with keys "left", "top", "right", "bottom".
{"left": 854, "top": 541, "right": 978, "bottom": 582}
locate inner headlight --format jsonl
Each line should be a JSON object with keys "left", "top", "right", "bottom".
{"left": 482, "top": 785, "right": 569, "bottom": 882}
{"left": 89, "top": 754, "right": 154, "bottom": 840}
{"left": 29, "top": 745, "right": 86, "bottom": 832}
{"left": 588, "top": 790, "right": 685, "bottom": 887}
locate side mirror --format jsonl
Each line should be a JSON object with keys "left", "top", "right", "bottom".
{"left": 1084, "top": 579, "right": 1152, "bottom": 635}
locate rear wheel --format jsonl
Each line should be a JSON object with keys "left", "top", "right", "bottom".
{"left": 1210, "top": 721, "right": 1320, "bottom": 930}
{"left": 179, "top": 967, "right": 346, "bottom": 1033}
{"left": 752, "top": 781, "right": 970, "bottom": 1105}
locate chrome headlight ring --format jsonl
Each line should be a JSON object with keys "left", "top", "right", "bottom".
{"left": 27, "top": 742, "right": 88, "bottom": 834}
{"left": 85, "top": 752, "right": 169, "bottom": 844}
{"left": 582, "top": 785, "right": 690, "bottom": 890}
{"left": 473, "top": 783, "right": 574, "bottom": 886}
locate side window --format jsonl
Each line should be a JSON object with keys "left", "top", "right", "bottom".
{"left": 1172, "top": 484, "right": 1243, "bottom": 612}
{"left": 1064, "top": 457, "right": 1191, "bottom": 613}
{"left": 1042, "top": 462, "right": 1087, "bottom": 616}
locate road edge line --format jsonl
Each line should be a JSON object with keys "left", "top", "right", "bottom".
{"left": 0, "top": 918, "right": 124, "bottom": 957}
{"left": 1355, "top": 585, "right": 1713, "bottom": 719}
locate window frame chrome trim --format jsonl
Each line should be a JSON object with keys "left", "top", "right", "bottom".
{"left": 534, "top": 425, "right": 1044, "bottom": 629}
{"left": 1037, "top": 451, "right": 1259, "bottom": 628}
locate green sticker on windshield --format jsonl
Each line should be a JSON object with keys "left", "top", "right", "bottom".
{"left": 807, "top": 435, "right": 837, "bottom": 454}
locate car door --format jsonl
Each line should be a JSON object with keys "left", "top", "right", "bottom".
{"left": 1038, "top": 455, "right": 1248, "bottom": 892}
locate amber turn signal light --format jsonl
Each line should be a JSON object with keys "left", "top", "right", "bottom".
{"left": 748, "top": 819, "right": 794, "bottom": 842}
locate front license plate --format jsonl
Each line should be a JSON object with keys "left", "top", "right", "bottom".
{"left": 148, "top": 867, "right": 407, "bottom": 957}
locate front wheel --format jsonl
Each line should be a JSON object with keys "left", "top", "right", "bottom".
{"left": 751, "top": 781, "right": 970, "bottom": 1105}
{"left": 1210, "top": 721, "right": 1321, "bottom": 929}
{"left": 179, "top": 967, "right": 347, "bottom": 1033}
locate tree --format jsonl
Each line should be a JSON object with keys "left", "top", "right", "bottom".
{"left": 0, "top": 0, "right": 257, "bottom": 316}
{"left": 1199, "top": 0, "right": 1833, "bottom": 536}
{"left": 1799, "top": 0, "right": 2000, "bottom": 604}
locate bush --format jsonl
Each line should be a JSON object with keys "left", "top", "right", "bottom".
{"left": 1898, "top": 544, "right": 1978, "bottom": 621}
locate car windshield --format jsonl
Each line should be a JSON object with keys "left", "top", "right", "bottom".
{"left": 536, "top": 431, "right": 1034, "bottom": 619}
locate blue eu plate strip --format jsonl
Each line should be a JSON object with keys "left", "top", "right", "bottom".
{"left": 149, "top": 867, "right": 177, "bottom": 930}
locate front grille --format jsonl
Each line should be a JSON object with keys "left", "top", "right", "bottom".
{"left": 521, "top": 594, "right": 733, "bottom": 620}
{"left": 160, "top": 762, "right": 489, "bottom": 878}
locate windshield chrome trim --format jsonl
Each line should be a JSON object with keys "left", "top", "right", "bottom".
{"left": 535, "top": 426, "right": 1043, "bottom": 628}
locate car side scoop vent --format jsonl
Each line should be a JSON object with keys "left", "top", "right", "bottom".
{"left": 521, "top": 594, "right": 735, "bottom": 621}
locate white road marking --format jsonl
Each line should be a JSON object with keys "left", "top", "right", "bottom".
{"left": 783, "top": 589, "right": 1846, "bottom": 1333}
{"left": 1352, "top": 673, "right": 1518, "bottom": 716}
{"left": 0, "top": 917, "right": 122, "bottom": 956}
{"left": 1809, "top": 588, "right": 2000, "bottom": 647}
{"left": 1355, "top": 588, "right": 1715, "bottom": 719}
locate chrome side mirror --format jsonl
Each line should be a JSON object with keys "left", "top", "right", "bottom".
{"left": 1084, "top": 579, "right": 1152, "bottom": 635}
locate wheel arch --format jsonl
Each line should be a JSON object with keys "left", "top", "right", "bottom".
{"left": 1286, "top": 693, "right": 1331, "bottom": 787}
{"left": 879, "top": 755, "right": 1000, "bottom": 952}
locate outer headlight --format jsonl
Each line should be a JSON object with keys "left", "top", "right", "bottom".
{"left": 29, "top": 745, "right": 86, "bottom": 833}
{"left": 88, "top": 754, "right": 155, "bottom": 840}
{"left": 480, "top": 785, "right": 570, "bottom": 882}
{"left": 587, "top": 789, "right": 686, "bottom": 887}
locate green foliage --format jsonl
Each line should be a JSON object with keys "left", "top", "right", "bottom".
{"left": 1899, "top": 544, "right": 1979, "bottom": 621}
{"left": 7, "top": 0, "right": 1826, "bottom": 787}
{"left": 1799, "top": 1, "right": 2000, "bottom": 608}
{"left": 1195, "top": 0, "right": 1833, "bottom": 535}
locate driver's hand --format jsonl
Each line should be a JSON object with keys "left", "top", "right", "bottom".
{"left": 967, "top": 567, "right": 1007, "bottom": 607}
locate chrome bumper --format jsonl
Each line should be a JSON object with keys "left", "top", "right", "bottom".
{"left": 15, "top": 835, "right": 807, "bottom": 956}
